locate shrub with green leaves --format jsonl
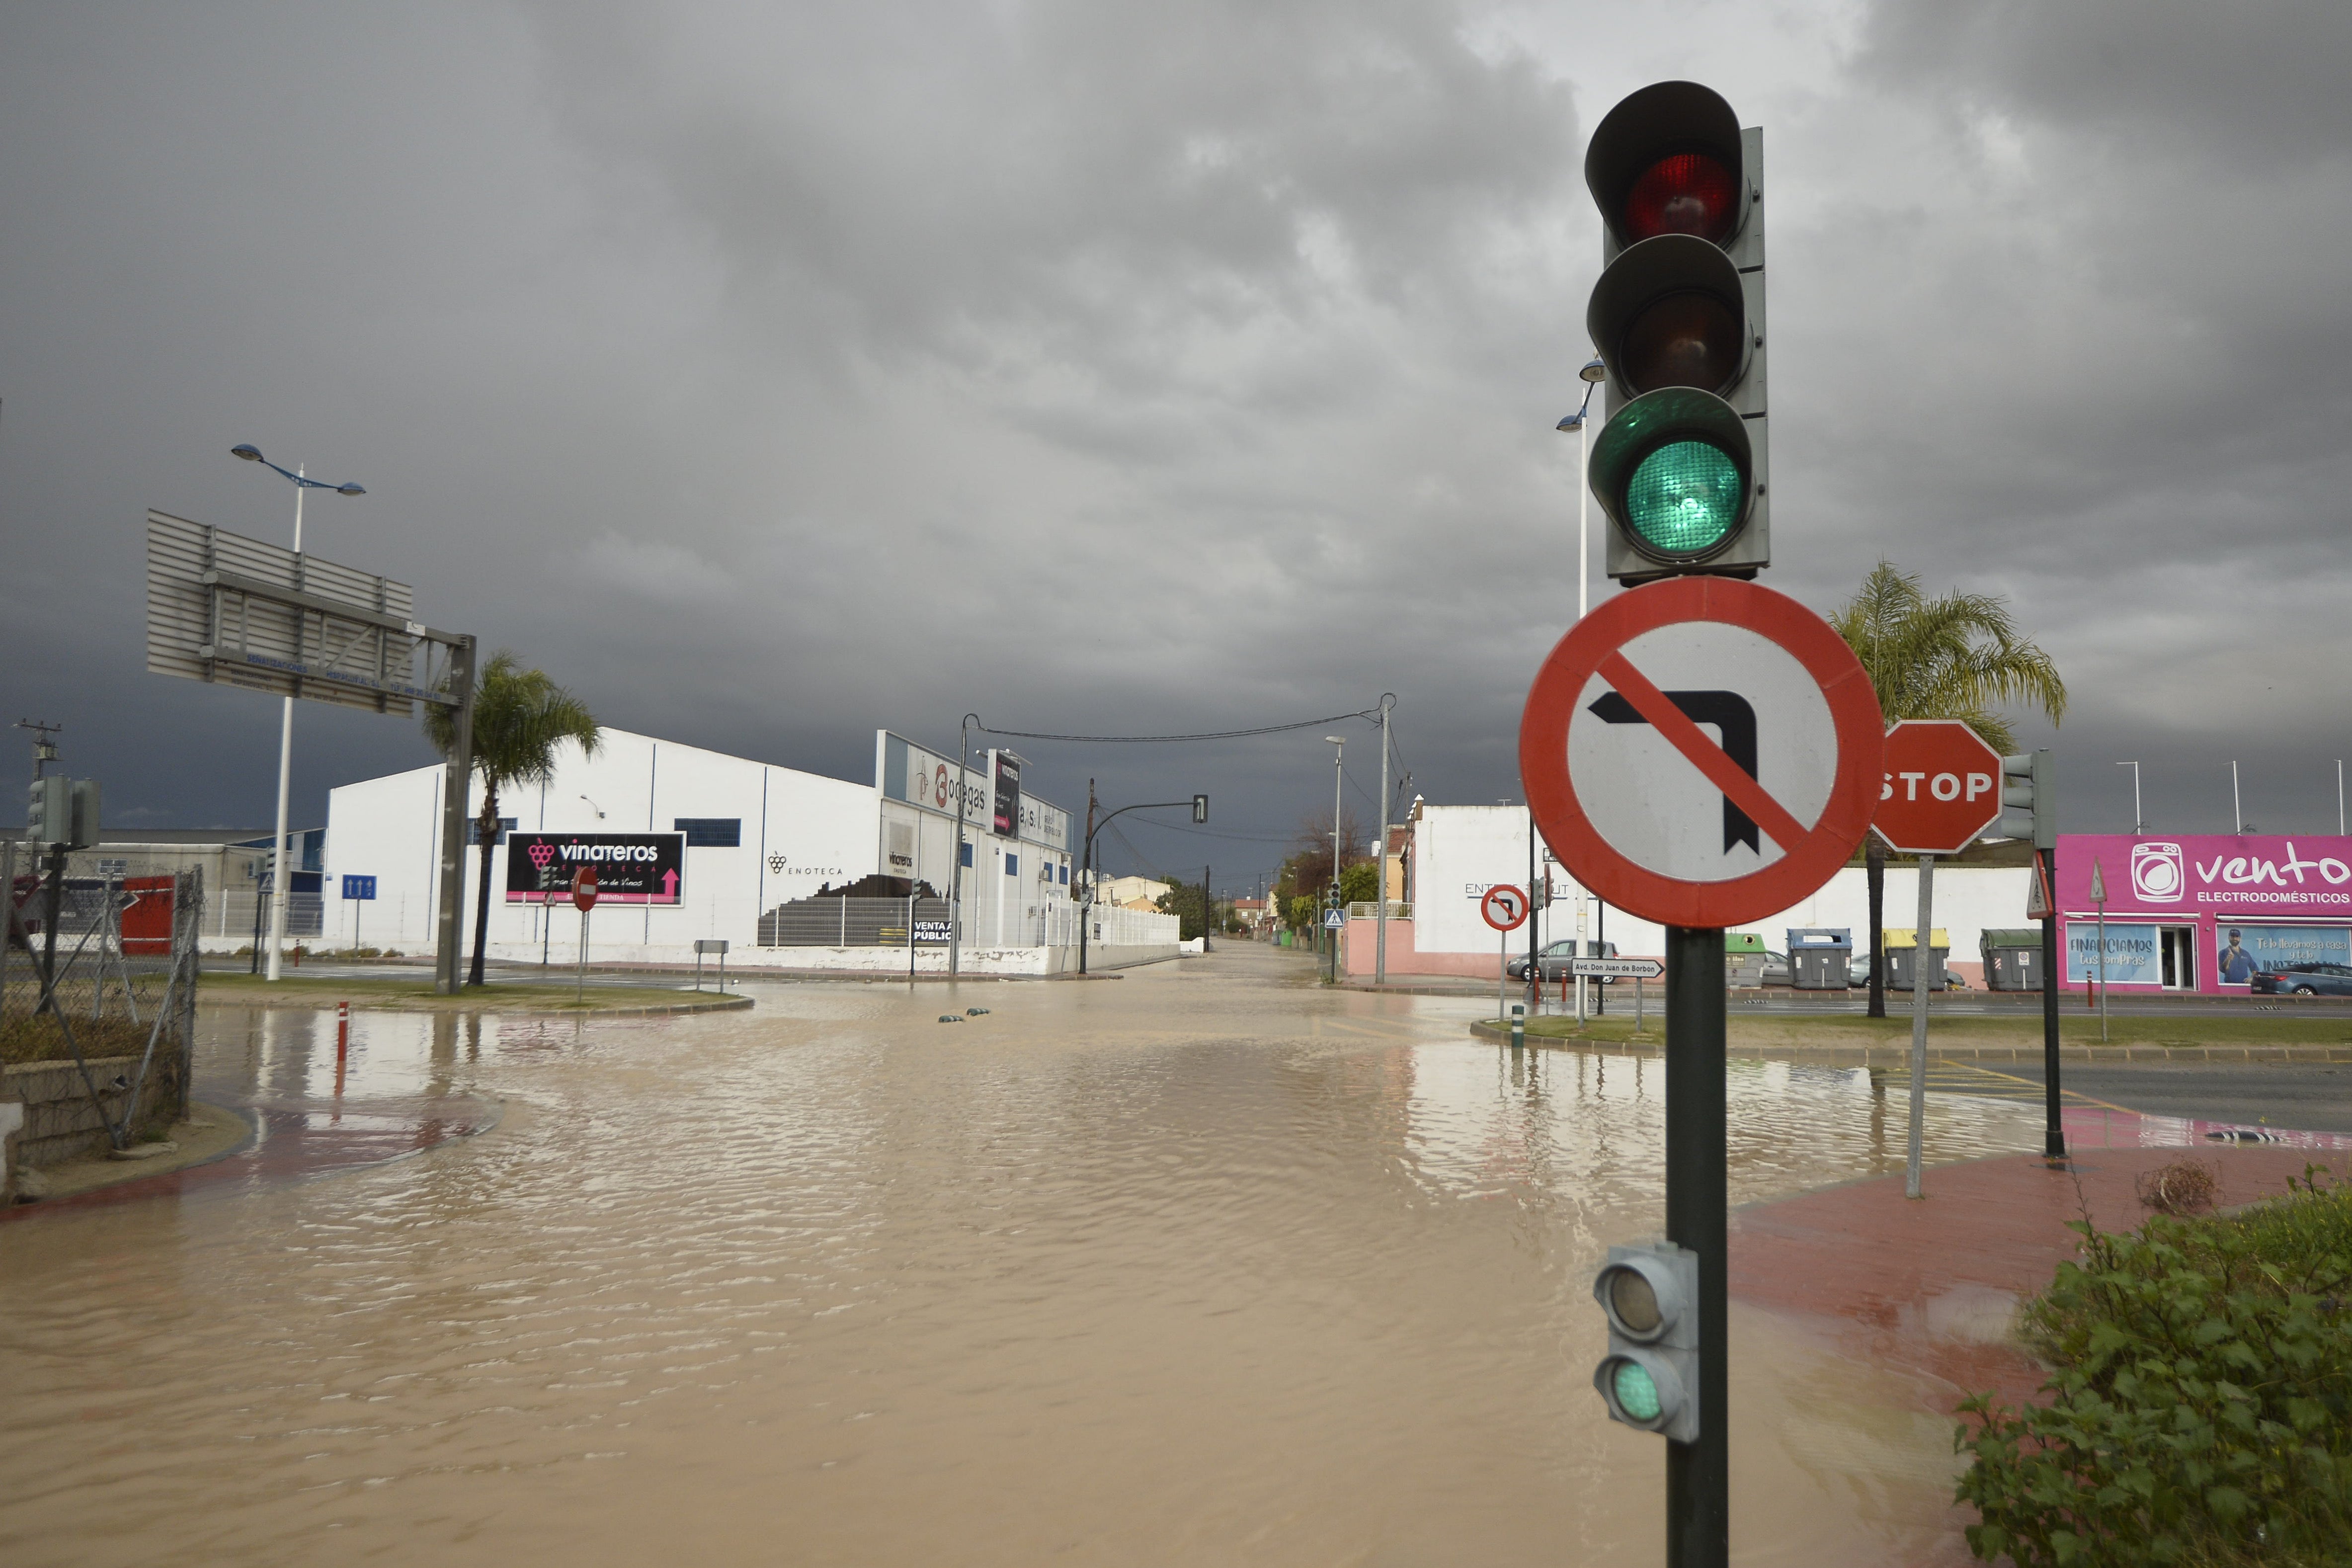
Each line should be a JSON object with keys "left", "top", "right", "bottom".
{"left": 1956, "top": 1168, "right": 2352, "bottom": 1566}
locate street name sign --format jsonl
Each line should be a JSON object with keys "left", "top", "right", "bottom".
{"left": 1520, "top": 577, "right": 1884, "bottom": 928}
{"left": 1572, "top": 956, "right": 1664, "bottom": 979}
{"left": 1480, "top": 885, "right": 1531, "bottom": 932}
{"left": 1871, "top": 719, "right": 2003, "bottom": 855}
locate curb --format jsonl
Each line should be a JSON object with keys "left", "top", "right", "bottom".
{"left": 1462, "top": 1020, "right": 2352, "bottom": 1063}
{"left": 197, "top": 992, "right": 757, "bottom": 1019}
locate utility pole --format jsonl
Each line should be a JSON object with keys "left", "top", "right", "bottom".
{"left": 16, "top": 719, "right": 62, "bottom": 783}
{"left": 1201, "top": 864, "right": 1211, "bottom": 952}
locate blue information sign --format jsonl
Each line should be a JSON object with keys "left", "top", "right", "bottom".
{"left": 342, "top": 875, "right": 378, "bottom": 901}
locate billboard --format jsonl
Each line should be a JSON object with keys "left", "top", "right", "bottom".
{"left": 875, "top": 732, "right": 1069, "bottom": 850}
{"left": 2058, "top": 834, "right": 2352, "bottom": 918}
{"left": 990, "top": 749, "right": 1023, "bottom": 838}
{"left": 145, "top": 509, "right": 447, "bottom": 713}
{"left": 505, "top": 832, "right": 684, "bottom": 904}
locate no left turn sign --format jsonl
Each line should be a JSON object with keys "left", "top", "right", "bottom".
{"left": 1519, "top": 578, "right": 1884, "bottom": 928}
{"left": 1480, "top": 885, "right": 1530, "bottom": 932}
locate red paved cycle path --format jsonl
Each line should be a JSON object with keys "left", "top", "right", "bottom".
{"left": 1729, "top": 1109, "right": 2350, "bottom": 1407}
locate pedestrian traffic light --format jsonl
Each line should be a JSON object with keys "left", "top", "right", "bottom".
{"left": 1997, "top": 750, "right": 2054, "bottom": 849}
{"left": 1584, "top": 81, "right": 1768, "bottom": 582}
{"left": 1592, "top": 1240, "right": 1701, "bottom": 1442}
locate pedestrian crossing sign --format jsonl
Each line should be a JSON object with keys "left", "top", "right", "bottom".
{"left": 1324, "top": 908, "right": 1346, "bottom": 930}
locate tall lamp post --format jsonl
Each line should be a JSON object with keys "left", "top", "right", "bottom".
{"left": 1556, "top": 355, "right": 1608, "bottom": 622}
{"left": 2117, "top": 761, "right": 2143, "bottom": 833}
{"left": 231, "top": 443, "right": 365, "bottom": 982}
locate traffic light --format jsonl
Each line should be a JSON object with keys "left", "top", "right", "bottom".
{"left": 1591, "top": 1240, "right": 1701, "bottom": 1442}
{"left": 1192, "top": 794, "right": 1209, "bottom": 825}
{"left": 26, "top": 777, "right": 99, "bottom": 850}
{"left": 1584, "top": 81, "right": 1768, "bottom": 582}
{"left": 1997, "top": 750, "right": 2054, "bottom": 848}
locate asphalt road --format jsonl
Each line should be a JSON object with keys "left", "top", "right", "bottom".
{"left": 1977, "top": 1059, "right": 2352, "bottom": 1137}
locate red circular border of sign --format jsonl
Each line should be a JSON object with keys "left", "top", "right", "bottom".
{"left": 1480, "top": 885, "right": 1530, "bottom": 932}
{"left": 1519, "top": 577, "right": 1885, "bottom": 929}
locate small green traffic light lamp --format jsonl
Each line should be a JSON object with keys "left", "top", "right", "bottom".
{"left": 1592, "top": 1241, "right": 1701, "bottom": 1442}
{"left": 1583, "top": 80, "right": 1769, "bottom": 584}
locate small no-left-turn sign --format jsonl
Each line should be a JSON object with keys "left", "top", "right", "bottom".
{"left": 1480, "top": 885, "right": 1531, "bottom": 932}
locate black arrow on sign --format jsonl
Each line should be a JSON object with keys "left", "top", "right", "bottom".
{"left": 1587, "top": 689, "right": 1761, "bottom": 854}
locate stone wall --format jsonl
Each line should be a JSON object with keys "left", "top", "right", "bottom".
{"left": 2, "top": 1053, "right": 185, "bottom": 1172}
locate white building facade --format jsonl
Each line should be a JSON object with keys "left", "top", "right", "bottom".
{"left": 1349, "top": 802, "right": 2031, "bottom": 985}
{"left": 323, "top": 727, "right": 1172, "bottom": 973}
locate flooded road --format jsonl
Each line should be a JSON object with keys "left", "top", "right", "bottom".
{"left": 0, "top": 946, "right": 2042, "bottom": 1566}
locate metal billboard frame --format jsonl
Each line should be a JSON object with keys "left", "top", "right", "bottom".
{"left": 145, "top": 509, "right": 479, "bottom": 993}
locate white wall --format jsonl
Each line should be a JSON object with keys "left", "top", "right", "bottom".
{"left": 324, "top": 729, "right": 879, "bottom": 964}
{"left": 1410, "top": 804, "right": 2032, "bottom": 963}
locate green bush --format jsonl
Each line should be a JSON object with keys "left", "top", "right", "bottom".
{"left": 1956, "top": 1168, "right": 2352, "bottom": 1567}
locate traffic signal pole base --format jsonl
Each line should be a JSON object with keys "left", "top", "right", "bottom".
{"left": 1664, "top": 923, "right": 1729, "bottom": 1568}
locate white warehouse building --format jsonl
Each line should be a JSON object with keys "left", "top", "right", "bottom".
{"left": 322, "top": 728, "right": 1174, "bottom": 973}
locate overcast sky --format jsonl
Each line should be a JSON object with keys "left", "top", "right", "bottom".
{"left": 3, "top": 0, "right": 2347, "bottom": 891}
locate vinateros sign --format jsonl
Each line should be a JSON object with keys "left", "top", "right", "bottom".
{"left": 506, "top": 832, "right": 685, "bottom": 905}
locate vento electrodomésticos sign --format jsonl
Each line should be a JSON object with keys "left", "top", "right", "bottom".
{"left": 505, "top": 833, "right": 685, "bottom": 905}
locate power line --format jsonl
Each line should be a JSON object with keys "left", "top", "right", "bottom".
{"left": 971, "top": 707, "right": 1385, "bottom": 744}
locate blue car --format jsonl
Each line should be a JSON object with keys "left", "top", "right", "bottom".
{"left": 2252, "top": 963, "right": 2352, "bottom": 997}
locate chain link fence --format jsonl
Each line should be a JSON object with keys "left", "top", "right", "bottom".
{"left": 4, "top": 843, "right": 202, "bottom": 1164}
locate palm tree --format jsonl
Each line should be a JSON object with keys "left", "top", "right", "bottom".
{"left": 1831, "top": 563, "right": 2067, "bottom": 1018}
{"left": 425, "top": 652, "right": 601, "bottom": 987}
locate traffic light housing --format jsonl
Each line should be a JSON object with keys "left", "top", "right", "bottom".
{"left": 26, "top": 777, "right": 99, "bottom": 850}
{"left": 1997, "top": 750, "right": 2055, "bottom": 849}
{"left": 1584, "top": 81, "right": 1768, "bottom": 583}
{"left": 1592, "top": 1240, "right": 1701, "bottom": 1442}
{"left": 1192, "top": 794, "right": 1209, "bottom": 825}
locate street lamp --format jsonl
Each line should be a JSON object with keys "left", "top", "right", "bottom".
{"left": 231, "top": 442, "right": 366, "bottom": 982}
{"left": 2116, "top": 761, "right": 2142, "bottom": 833}
{"left": 1557, "top": 355, "right": 1608, "bottom": 623}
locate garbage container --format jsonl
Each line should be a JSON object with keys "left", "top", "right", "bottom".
{"left": 1883, "top": 927, "right": 1952, "bottom": 991}
{"left": 1725, "top": 931, "right": 1768, "bottom": 987}
{"left": 1785, "top": 928, "right": 1852, "bottom": 990}
{"left": 1981, "top": 928, "right": 2044, "bottom": 992}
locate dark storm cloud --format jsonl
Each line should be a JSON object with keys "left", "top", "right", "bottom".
{"left": 0, "top": 0, "right": 2345, "bottom": 875}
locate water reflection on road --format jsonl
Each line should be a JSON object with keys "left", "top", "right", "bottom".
{"left": 0, "top": 947, "right": 2036, "bottom": 1567}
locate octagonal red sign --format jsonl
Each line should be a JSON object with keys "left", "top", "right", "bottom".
{"left": 1872, "top": 719, "right": 2004, "bottom": 855}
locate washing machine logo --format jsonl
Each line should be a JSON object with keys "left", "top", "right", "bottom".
{"left": 2130, "top": 841, "right": 2186, "bottom": 902}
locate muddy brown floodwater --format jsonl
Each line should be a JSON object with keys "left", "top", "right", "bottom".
{"left": 0, "top": 945, "right": 2043, "bottom": 1567}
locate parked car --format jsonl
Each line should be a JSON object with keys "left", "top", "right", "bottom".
{"left": 1506, "top": 938, "right": 1619, "bottom": 983}
{"left": 1759, "top": 950, "right": 1791, "bottom": 987}
{"left": 2252, "top": 963, "right": 2352, "bottom": 996}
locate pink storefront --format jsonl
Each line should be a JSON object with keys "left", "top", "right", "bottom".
{"left": 2056, "top": 833, "right": 2352, "bottom": 994}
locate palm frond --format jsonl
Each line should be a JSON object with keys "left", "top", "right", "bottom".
{"left": 422, "top": 649, "right": 602, "bottom": 796}
{"left": 1831, "top": 561, "right": 2065, "bottom": 751}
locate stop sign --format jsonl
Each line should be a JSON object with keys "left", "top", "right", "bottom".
{"left": 1871, "top": 720, "right": 2003, "bottom": 855}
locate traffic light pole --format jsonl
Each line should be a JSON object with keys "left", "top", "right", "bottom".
{"left": 1664, "top": 923, "right": 1729, "bottom": 1568}
{"left": 2040, "top": 844, "right": 2065, "bottom": 1161}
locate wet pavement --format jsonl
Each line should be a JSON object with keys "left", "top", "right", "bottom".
{"left": 0, "top": 945, "right": 2152, "bottom": 1567}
